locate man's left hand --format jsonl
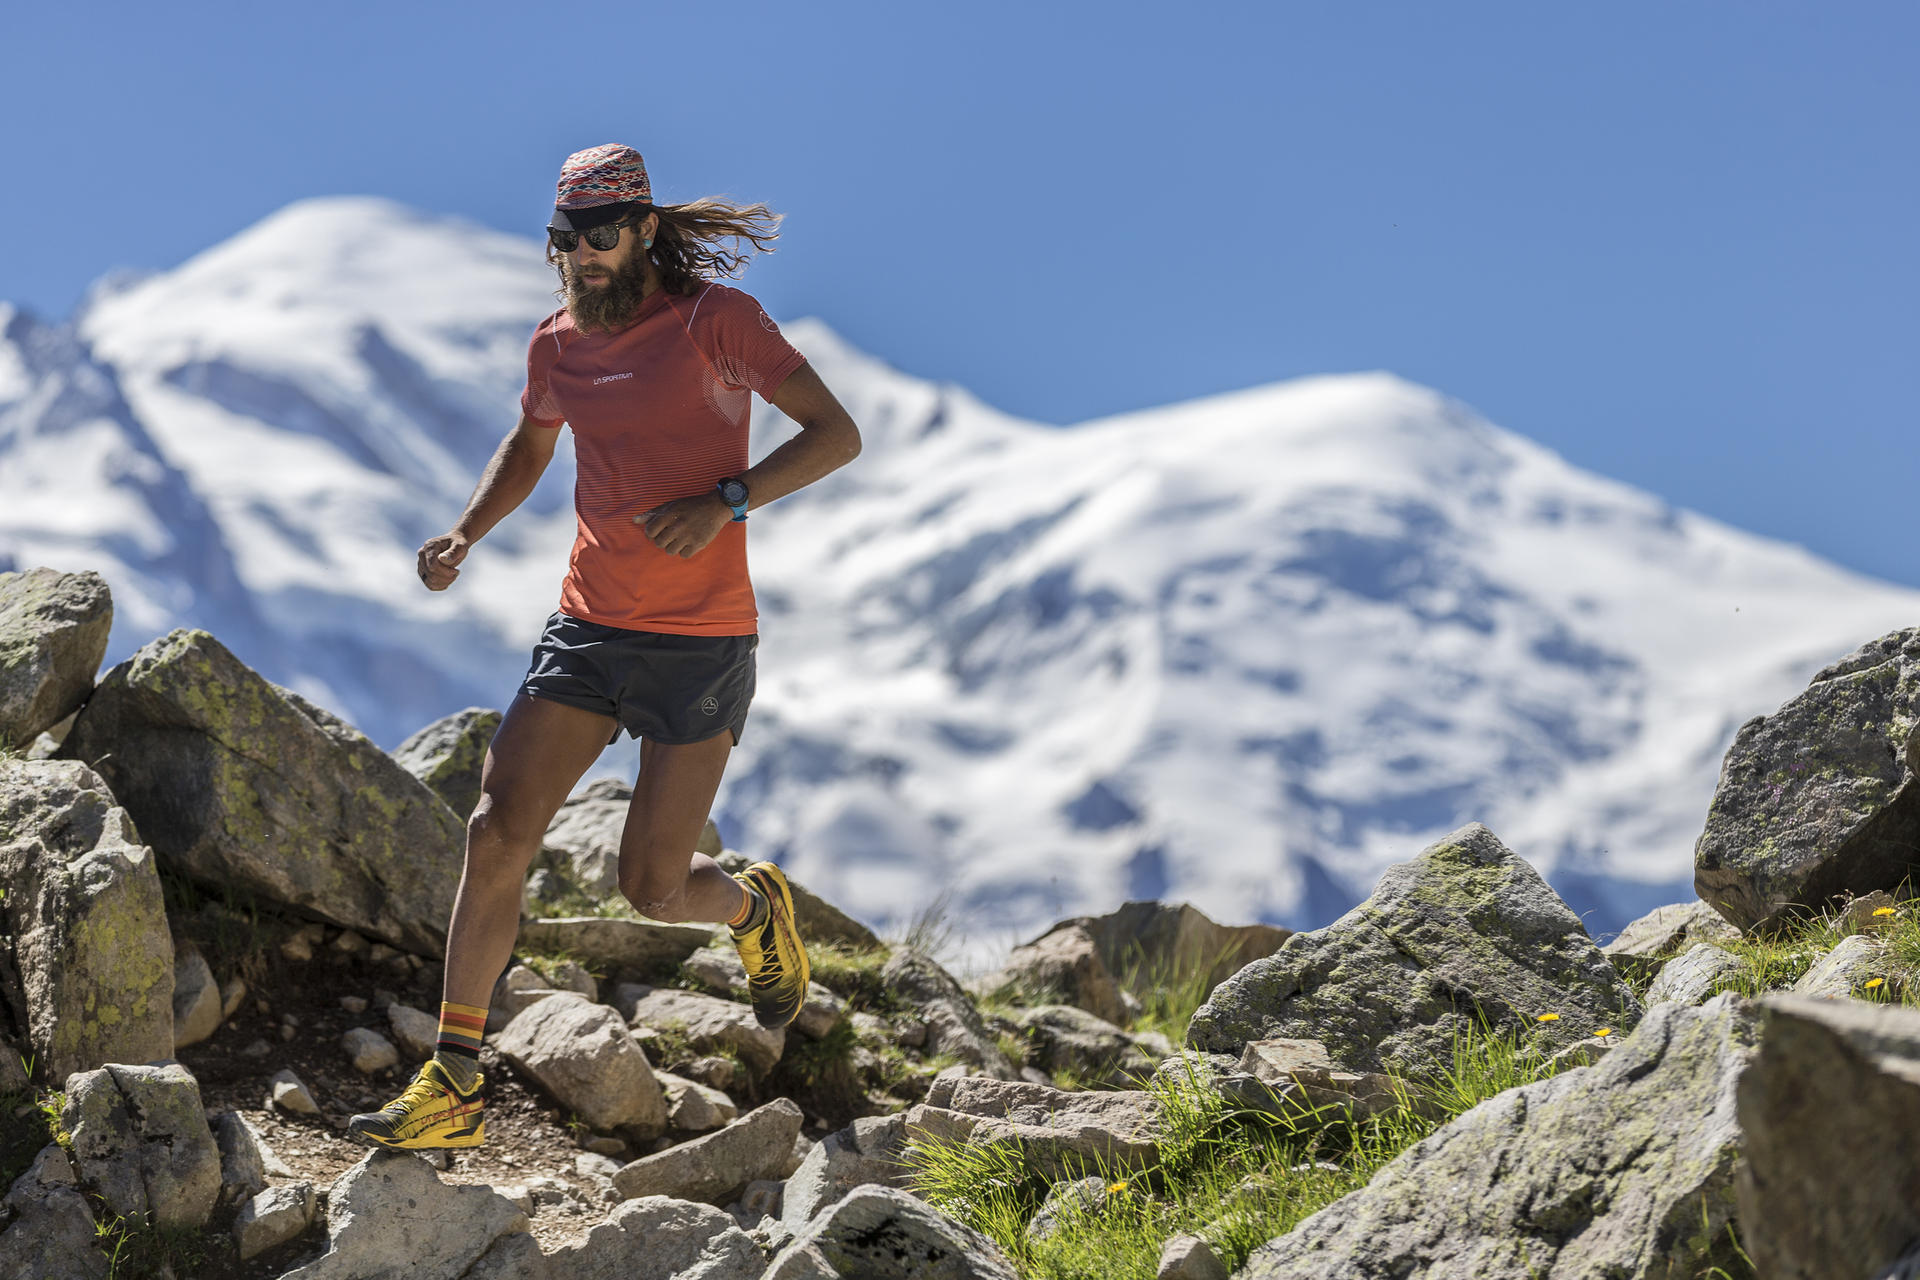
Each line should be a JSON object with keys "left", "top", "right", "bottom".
{"left": 636, "top": 493, "right": 734, "bottom": 558}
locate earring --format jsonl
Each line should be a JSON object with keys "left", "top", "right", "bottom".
{"left": 644, "top": 238, "right": 653, "bottom": 248}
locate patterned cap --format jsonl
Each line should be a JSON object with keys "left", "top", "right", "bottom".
{"left": 555, "top": 144, "right": 652, "bottom": 210}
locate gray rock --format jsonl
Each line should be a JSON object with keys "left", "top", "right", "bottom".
{"left": 539, "top": 1195, "right": 765, "bottom": 1280}
{"left": 0, "top": 567, "right": 111, "bottom": 748}
{"left": 486, "top": 963, "right": 568, "bottom": 1032}
{"left": 1737, "top": 995, "right": 1920, "bottom": 1279}
{"left": 611, "top": 1098, "right": 804, "bottom": 1206}
{"left": 234, "top": 1180, "right": 317, "bottom": 1260}
{"left": 1214, "top": 1038, "right": 1422, "bottom": 1123}
{"left": 781, "top": 1113, "right": 912, "bottom": 1229}
{"left": 270, "top": 1068, "right": 320, "bottom": 1115}
{"left": 657, "top": 1070, "right": 739, "bottom": 1132}
{"left": 1026, "top": 1176, "right": 1108, "bottom": 1241}
{"left": 971, "top": 924, "right": 1127, "bottom": 1025}
{"left": 172, "top": 945, "right": 223, "bottom": 1049}
{"left": 906, "top": 1077, "right": 1163, "bottom": 1182}
{"left": 63, "top": 629, "right": 465, "bottom": 955}
{"left": 343, "top": 1027, "right": 400, "bottom": 1074}
{"left": 1644, "top": 942, "right": 1746, "bottom": 1006}
{"left": 283, "top": 1149, "right": 529, "bottom": 1280}
{"left": 1236, "top": 995, "right": 1756, "bottom": 1279}
{"left": 882, "top": 950, "right": 1018, "bottom": 1078}
{"left": 0, "top": 760, "right": 174, "bottom": 1082}
{"left": 1016, "top": 1004, "right": 1155, "bottom": 1087}
{"left": 1602, "top": 900, "right": 1743, "bottom": 980}
{"left": 1695, "top": 628, "right": 1920, "bottom": 931}
{"left": 1157, "top": 1234, "right": 1229, "bottom": 1280}
{"left": 679, "top": 946, "right": 847, "bottom": 1038}
{"left": 1072, "top": 900, "right": 1290, "bottom": 999}
{"left": 713, "top": 850, "right": 882, "bottom": 950}
{"left": 628, "top": 986, "right": 785, "bottom": 1080}
{"left": 764, "top": 1184, "right": 1020, "bottom": 1280}
{"left": 210, "top": 1110, "right": 270, "bottom": 1206}
{"left": 1188, "top": 823, "right": 1641, "bottom": 1078}
{"left": 386, "top": 1002, "right": 438, "bottom": 1061}
{"left": 61, "top": 1061, "right": 221, "bottom": 1230}
{"left": 462, "top": 1230, "right": 552, "bottom": 1280}
{"left": 391, "top": 706, "right": 501, "bottom": 820}
{"left": 540, "top": 778, "right": 638, "bottom": 897}
{"left": 1791, "top": 932, "right": 1888, "bottom": 999}
{"left": 516, "top": 916, "right": 714, "bottom": 980}
{"left": 494, "top": 994, "right": 667, "bottom": 1135}
{"left": 0, "top": 1144, "right": 104, "bottom": 1280}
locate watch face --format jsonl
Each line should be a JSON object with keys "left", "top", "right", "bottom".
{"left": 720, "top": 479, "right": 748, "bottom": 506}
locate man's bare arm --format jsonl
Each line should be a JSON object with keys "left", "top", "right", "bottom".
{"left": 638, "top": 364, "right": 863, "bottom": 557}
{"left": 417, "top": 415, "right": 561, "bottom": 591}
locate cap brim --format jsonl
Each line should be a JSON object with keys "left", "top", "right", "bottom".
{"left": 549, "top": 201, "right": 641, "bottom": 232}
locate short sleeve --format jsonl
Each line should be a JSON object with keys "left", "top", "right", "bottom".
{"left": 520, "top": 314, "right": 567, "bottom": 427}
{"left": 703, "top": 287, "right": 807, "bottom": 402}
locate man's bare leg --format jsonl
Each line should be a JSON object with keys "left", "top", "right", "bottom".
{"left": 616, "top": 732, "right": 743, "bottom": 923}
{"left": 443, "top": 693, "right": 619, "bottom": 1004}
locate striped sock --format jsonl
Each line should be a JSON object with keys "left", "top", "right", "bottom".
{"left": 436, "top": 1001, "right": 487, "bottom": 1061}
{"left": 729, "top": 883, "right": 769, "bottom": 932}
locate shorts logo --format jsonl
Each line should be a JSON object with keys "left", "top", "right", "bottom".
{"left": 700, "top": 696, "right": 720, "bottom": 716}
{"left": 593, "top": 372, "right": 634, "bottom": 385}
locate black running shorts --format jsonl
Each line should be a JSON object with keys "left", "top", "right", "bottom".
{"left": 519, "top": 612, "right": 757, "bottom": 746}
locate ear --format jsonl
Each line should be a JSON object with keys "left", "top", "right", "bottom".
{"left": 642, "top": 210, "right": 660, "bottom": 241}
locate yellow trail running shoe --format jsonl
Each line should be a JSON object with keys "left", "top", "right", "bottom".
{"left": 732, "top": 861, "right": 810, "bottom": 1030}
{"left": 347, "top": 1058, "right": 485, "bottom": 1150}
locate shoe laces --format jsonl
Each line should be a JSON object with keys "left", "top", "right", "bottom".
{"left": 386, "top": 1068, "right": 445, "bottom": 1115}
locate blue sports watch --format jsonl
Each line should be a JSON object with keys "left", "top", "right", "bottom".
{"left": 716, "top": 477, "right": 749, "bottom": 522}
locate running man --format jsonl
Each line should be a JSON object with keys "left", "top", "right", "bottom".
{"left": 349, "top": 143, "right": 861, "bottom": 1150}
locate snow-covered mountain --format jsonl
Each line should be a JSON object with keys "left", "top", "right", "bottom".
{"left": 5, "top": 197, "right": 1916, "bottom": 960}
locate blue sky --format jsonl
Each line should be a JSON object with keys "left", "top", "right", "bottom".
{"left": 6, "top": 3, "right": 1915, "bottom": 587}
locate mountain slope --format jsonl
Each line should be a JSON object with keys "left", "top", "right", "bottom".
{"left": 5, "top": 197, "right": 1915, "bottom": 957}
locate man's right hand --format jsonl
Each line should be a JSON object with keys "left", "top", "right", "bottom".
{"left": 417, "top": 532, "right": 471, "bottom": 591}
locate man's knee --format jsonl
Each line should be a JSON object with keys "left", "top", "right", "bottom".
{"left": 465, "top": 795, "right": 547, "bottom": 871}
{"left": 618, "top": 860, "right": 692, "bottom": 921}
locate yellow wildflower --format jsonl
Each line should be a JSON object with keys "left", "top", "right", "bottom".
{"left": 1594, "top": 1028, "right": 1613, "bottom": 1038}
{"left": 1535, "top": 1012, "right": 1560, "bottom": 1022}
{"left": 1873, "top": 907, "right": 1896, "bottom": 917}
{"left": 1107, "top": 1180, "right": 1129, "bottom": 1195}
{"left": 1864, "top": 977, "right": 1886, "bottom": 990}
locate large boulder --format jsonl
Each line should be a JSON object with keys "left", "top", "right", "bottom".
{"left": 62, "top": 629, "right": 464, "bottom": 955}
{"left": 1736, "top": 995, "right": 1920, "bottom": 1278}
{"left": 283, "top": 1150, "right": 529, "bottom": 1280}
{"left": 543, "top": 778, "right": 727, "bottom": 897}
{"left": 763, "top": 1185, "right": 1021, "bottom": 1280}
{"left": 0, "top": 567, "right": 111, "bottom": 748}
{"left": 626, "top": 986, "right": 785, "bottom": 1080}
{"left": 492, "top": 994, "right": 667, "bottom": 1135}
{"left": 781, "top": 1113, "right": 912, "bottom": 1229}
{"left": 881, "top": 950, "right": 1018, "bottom": 1078}
{"left": 1187, "top": 823, "right": 1641, "bottom": 1078}
{"left": 0, "top": 760, "right": 174, "bottom": 1082}
{"left": 904, "top": 1076, "right": 1163, "bottom": 1182}
{"left": 392, "top": 706, "right": 501, "bottom": 820}
{"left": 1073, "top": 900, "right": 1290, "bottom": 997}
{"left": 543, "top": 1196, "right": 763, "bottom": 1280}
{"left": 1695, "top": 628, "right": 1920, "bottom": 932}
{"left": 610, "top": 1097, "right": 804, "bottom": 1205}
{"left": 0, "top": 1145, "right": 104, "bottom": 1280}
{"left": 515, "top": 917, "right": 713, "bottom": 980}
{"left": 1236, "top": 995, "right": 1757, "bottom": 1279}
{"left": 61, "top": 1062, "right": 221, "bottom": 1231}
{"left": 1014, "top": 1004, "right": 1155, "bottom": 1088}
{"left": 970, "top": 924, "right": 1126, "bottom": 1025}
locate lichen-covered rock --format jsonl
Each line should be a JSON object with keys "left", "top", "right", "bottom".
{"left": 0, "top": 1144, "right": 104, "bottom": 1280}
{"left": 282, "top": 1149, "right": 529, "bottom": 1280}
{"left": 881, "top": 950, "right": 1018, "bottom": 1078}
{"left": 495, "top": 994, "right": 667, "bottom": 1135}
{"left": 1695, "top": 628, "right": 1920, "bottom": 932}
{"left": 1237, "top": 995, "right": 1757, "bottom": 1279}
{"left": 764, "top": 1185, "right": 1020, "bottom": 1280}
{"left": 0, "top": 760, "right": 173, "bottom": 1082}
{"left": 1644, "top": 943, "right": 1745, "bottom": 1007}
{"left": 62, "top": 629, "right": 465, "bottom": 955}
{"left": 1015, "top": 1004, "right": 1155, "bottom": 1087}
{"left": 391, "top": 706, "right": 501, "bottom": 820}
{"left": 1603, "top": 900, "right": 1743, "bottom": 981}
{"left": 610, "top": 1098, "right": 804, "bottom": 1206}
{"left": 1188, "top": 823, "right": 1641, "bottom": 1078}
{"left": 1790, "top": 933, "right": 1886, "bottom": 999}
{"left": 0, "top": 567, "right": 111, "bottom": 749}
{"left": 905, "top": 1077, "right": 1163, "bottom": 1182}
{"left": 62, "top": 1062, "right": 221, "bottom": 1231}
{"left": 1737, "top": 995, "right": 1920, "bottom": 1279}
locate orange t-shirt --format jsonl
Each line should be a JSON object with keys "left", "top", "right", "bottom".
{"left": 520, "top": 283, "right": 807, "bottom": 635}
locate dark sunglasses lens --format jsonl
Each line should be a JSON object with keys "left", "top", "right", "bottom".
{"left": 548, "top": 228, "right": 579, "bottom": 253}
{"left": 584, "top": 224, "right": 623, "bottom": 251}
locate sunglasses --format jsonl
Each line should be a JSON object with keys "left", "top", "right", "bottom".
{"left": 547, "top": 220, "right": 640, "bottom": 254}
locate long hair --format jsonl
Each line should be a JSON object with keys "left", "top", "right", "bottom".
{"left": 546, "top": 198, "right": 782, "bottom": 299}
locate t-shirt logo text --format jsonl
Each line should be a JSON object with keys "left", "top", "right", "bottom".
{"left": 592, "top": 372, "right": 634, "bottom": 385}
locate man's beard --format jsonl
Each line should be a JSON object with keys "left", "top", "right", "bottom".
{"left": 560, "top": 249, "right": 652, "bottom": 334}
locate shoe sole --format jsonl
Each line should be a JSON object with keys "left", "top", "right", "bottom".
{"left": 349, "top": 1119, "right": 486, "bottom": 1151}
{"left": 745, "top": 862, "right": 810, "bottom": 1027}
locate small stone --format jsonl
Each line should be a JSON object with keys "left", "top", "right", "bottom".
{"left": 242, "top": 1038, "right": 272, "bottom": 1059}
{"left": 1157, "top": 1234, "right": 1229, "bottom": 1280}
{"left": 372, "top": 987, "right": 398, "bottom": 1010}
{"left": 332, "top": 929, "right": 369, "bottom": 956}
{"left": 268, "top": 1069, "right": 319, "bottom": 1115}
{"left": 233, "top": 1181, "right": 316, "bottom": 1261}
{"left": 221, "top": 977, "right": 248, "bottom": 1019}
{"left": 583, "top": 1135, "right": 628, "bottom": 1158}
{"left": 340, "top": 996, "right": 369, "bottom": 1014}
{"left": 368, "top": 944, "right": 401, "bottom": 965}
{"left": 575, "top": 1152, "right": 623, "bottom": 1181}
{"left": 280, "top": 1024, "right": 297, "bottom": 1042}
{"left": 343, "top": 1028, "right": 400, "bottom": 1074}
{"left": 685, "top": 1055, "right": 737, "bottom": 1090}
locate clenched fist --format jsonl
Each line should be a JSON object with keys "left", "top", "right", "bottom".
{"left": 417, "top": 532, "right": 470, "bottom": 591}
